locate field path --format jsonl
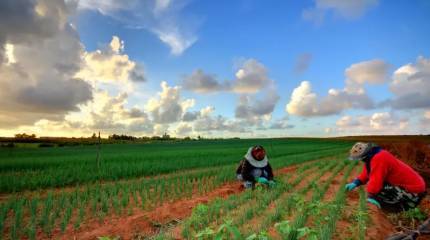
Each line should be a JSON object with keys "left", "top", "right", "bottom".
{"left": 50, "top": 165, "right": 299, "bottom": 240}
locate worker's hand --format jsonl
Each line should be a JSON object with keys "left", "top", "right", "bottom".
{"left": 345, "top": 182, "right": 358, "bottom": 191}
{"left": 367, "top": 198, "right": 381, "bottom": 209}
{"left": 268, "top": 180, "right": 276, "bottom": 188}
{"left": 256, "top": 177, "right": 269, "bottom": 184}
{"left": 236, "top": 174, "right": 243, "bottom": 181}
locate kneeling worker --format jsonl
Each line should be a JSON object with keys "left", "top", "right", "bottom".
{"left": 236, "top": 145, "right": 275, "bottom": 189}
{"left": 345, "top": 142, "right": 426, "bottom": 212}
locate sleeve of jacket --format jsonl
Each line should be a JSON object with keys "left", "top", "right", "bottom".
{"left": 356, "top": 165, "right": 368, "bottom": 184}
{"left": 265, "top": 163, "right": 274, "bottom": 180}
{"left": 241, "top": 161, "right": 256, "bottom": 182}
{"left": 367, "top": 156, "right": 389, "bottom": 195}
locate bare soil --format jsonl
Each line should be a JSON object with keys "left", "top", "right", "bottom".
{"left": 43, "top": 165, "right": 299, "bottom": 240}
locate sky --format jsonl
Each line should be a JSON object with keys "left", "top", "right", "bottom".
{"left": 0, "top": 0, "right": 430, "bottom": 138}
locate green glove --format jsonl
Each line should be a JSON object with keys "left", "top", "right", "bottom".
{"left": 367, "top": 198, "right": 381, "bottom": 208}
{"left": 345, "top": 182, "right": 358, "bottom": 191}
{"left": 256, "top": 177, "right": 269, "bottom": 184}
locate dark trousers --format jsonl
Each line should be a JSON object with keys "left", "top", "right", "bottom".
{"left": 374, "top": 184, "right": 427, "bottom": 213}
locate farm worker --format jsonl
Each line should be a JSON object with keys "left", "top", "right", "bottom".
{"left": 236, "top": 145, "right": 275, "bottom": 189}
{"left": 345, "top": 142, "right": 427, "bottom": 212}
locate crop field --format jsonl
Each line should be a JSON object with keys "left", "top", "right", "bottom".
{"left": 0, "top": 138, "right": 428, "bottom": 240}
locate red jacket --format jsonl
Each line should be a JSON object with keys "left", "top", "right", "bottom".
{"left": 356, "top": 150, "right": 426, "bottom": 195}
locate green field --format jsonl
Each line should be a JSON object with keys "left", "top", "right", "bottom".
{"left": 0, "top": 138, "right": 354, "bottom": 239}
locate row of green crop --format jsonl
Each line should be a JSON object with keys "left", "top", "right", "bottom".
{"left": 1, "top": 143, "right": 349, "bottom": 194}
{"left": 179, "top": 162, "right": 308, "bottom": 239}
{"left": 284, "top": 161, "right": 356, "bottom": 240}
{"left": 0, "top": 148, "right": 349, "bottom": 239}
{"left": 238, "top": 159, "right": 343, "bottom": 236}
{"left": 178, "top": 157, "right": 340, "bottom": 239}
{"left": 0, "top": 167, "right": 234, "bottom": 240}
{"left": 241, "top": 159, "right": 348, "bottom": 237}
{"left": 150, "top": 156, "right": 356, "bottom": 240}
{"left": 0, "top": 139, "right": 352, "bottom": 192}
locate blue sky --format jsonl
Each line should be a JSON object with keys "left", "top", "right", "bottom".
{"left": 0, "top": 0, "right": 429, "bottom": 137}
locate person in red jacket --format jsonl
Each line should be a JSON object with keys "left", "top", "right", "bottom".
{"left": 345, "top": 142, "right": 427, "bottom": 212}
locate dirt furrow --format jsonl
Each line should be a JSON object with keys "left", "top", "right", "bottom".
{"left": 42, "top": 164, "right": 303, "bottom": 240}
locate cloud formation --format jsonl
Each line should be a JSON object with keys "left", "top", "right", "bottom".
{"left": 303, "top": 0, "right": 379, "bottom": 24}
{"left": 146, "top": 81, "right": 195, "bottom": 124}
{"left": 345, "top": 59, "right": 390, "bottom": 93}
{"left": 76, "top": 36, "right": 146, "bottom": 85}
{"left": 183, "top": 59, "right": 272, "bottom": 94}
{"left": 182, "top": 69, "right": 227, "bottom": 93}
{"left": 286, "top": 59, "right": 389, "bottom": 117}
{"left": 0, "top": 0, "right": 92, "bottom": 127}
{"left": 388, "top": 56, "right": 430, "bottom": 109}
{"left": 334, "top": 112, "right": 409, "bottom": 135}
{"left": 78, "top": 0, "right": 199, "bottom": 55}
{"left": 232, "top": 59, "right": 271, "bottom": 94}
{"left": 268, "top": 117, "right": 294, "bottom": 130}
{"left": 235, "top": 87, "right": 280, "bottom": 122}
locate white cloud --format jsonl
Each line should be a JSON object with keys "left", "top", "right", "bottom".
{"left": 232, "top": 59, "right": 271, "bottom": 94}
{"left": 175, "top": 122, "right": 192, "bottom": 136}
{"left": 0, "top": 0, "right": 92, "bottom": 127}
{"left": 336, "top": 115, "right": 360, "bottom": 128}
{"left": 286, "top": 81, "right": 318, "bottom": 116}
{"left": 334, "top": 112, "right": 410, "bottom": 135}
{"left": 182, "top": 59, "right": 279, "bottom": 126}
{"left": 303, "top": 0, "right": 379, "bottom": 24}
{"left": 388, "top": 56, "right": 430, "bottom": 109}
{"left": 345, "top": 59, "right": 390, "bottom": 93}
{"left": 154, "top": 0, "right": 171, "bottom": 15}
{"left": 183, "top": 59, "right": 272, "bottom": 94}
{"left": 194, "top": 115, "right": 246, "bottom": 133}
{"left": 77, "top": 0, "right": 136, "bottom": 14}
{"left": 154, "top": 28, "right": 197, "bottom": 56}
{"left": 76, "top": 36, "right": 145, "bottom": 85}
{"left": 268, "top": 116, "right": 294, "bottom": 130}
{"left": 183, "top": 69, "right": 227, "bottom": 93}
{"left": 65, "top": 90, "right": 153, "bottom": 135}
{"left": 0, "top": 1, "right": 152, "bottom": 135}
{"left": 235, "top": 86, "right": 280, "bottom": 123}
{"left": 419, "top": 110, "right": 430, "bottom": 128}
{"left": 109, "top": 36, "right": 124, "bottom": 53}
{"left": 78, "top": 0, "right": 199, "bottom": 56}
{"left": 146, "top": 81, "right": 194, "bottom": 124}
{"left": 286, "top": 59, "right": 388, "bottom": 117}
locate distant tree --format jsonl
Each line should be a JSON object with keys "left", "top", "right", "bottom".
{"left": 108, "top": 134, "right": 137, "bottom": 141}
{"left": 15, "top": 133, "right": 36, "bottom": 139}
{"left": 162, "top": 132, "right": 170, "bottom": 140}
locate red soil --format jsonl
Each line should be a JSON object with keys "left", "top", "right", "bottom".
{"left": 51, "top": 181, "right": 243, "bottom": 240}
{"left": 367, "top": 204, "right": 397, "bottom": 240}
{"left": 45, "top": 165, "right": 299, "bottom": 240}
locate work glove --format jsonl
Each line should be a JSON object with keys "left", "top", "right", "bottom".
{"left": 268, "top": 180, "right": 276, "bottom": 188}
{"left": 345, "top": 182, "right": 358, "bottom": 191}
{"left": 367, "top": 198, "right": 381, "bottom": 208}
{"left": 256, "top": 177, "right": 269, "bottom": 184}
{"left": 236, "top": 174, "right": 243, "bottom": 181}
